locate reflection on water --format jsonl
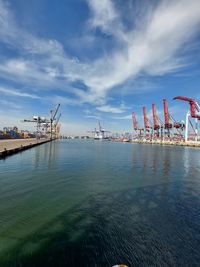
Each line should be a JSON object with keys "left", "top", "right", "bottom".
{"left": 33, "top": 140, "right": 57, "bottom": 169}
{"left": 0, "top": 140, "right": 200, "bottom": 266}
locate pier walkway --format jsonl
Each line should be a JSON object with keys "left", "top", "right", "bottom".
{"left": 0, "top": 138, "right": 53, "bottom": 158}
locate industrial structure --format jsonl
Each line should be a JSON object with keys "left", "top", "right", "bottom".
{"left": 132, "top": 96, "right": 200, "bottom": 144}
{"left": 23, "top": 104, "right": 61, "bottom": 140}
{"left": 3, "top": 94, "right": 200, "bottom": 148}
{"left": 0, "top": 126, "right": 35, "bottom": 139}
{"left": 50, "top": 104, "right": 61, "bottom": 139}
{"left": 0, "top": 104, "right": 61, "bottom": 140}
{"left": 89, "top": 120, "right": 110, "bottom": 140}
{"left": 173, "top": 96, "right": 200, "bottom": 142}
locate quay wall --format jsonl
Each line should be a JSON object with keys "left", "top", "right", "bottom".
{"left": 131, "top": 139, "right": 200, "bottom": 148}
{"left": 0, "top": 138, "right": 55, "bottom": 159}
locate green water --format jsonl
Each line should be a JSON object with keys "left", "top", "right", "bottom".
{"left": 0, "top": 140, "right": 200, "bottom": 266}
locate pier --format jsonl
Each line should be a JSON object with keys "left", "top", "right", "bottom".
{"left": 131, "top": 139, "right": 200, "bottom": 148}
{"left": 0, "top": 138, "right": 54, "bottom": 159}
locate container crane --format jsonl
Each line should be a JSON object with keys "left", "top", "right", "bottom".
{"left": 163, "top": 99, "right": 172, "bottom": 138}
{"left": 89, "top": 120, "right": 110, "bottom": 140}
{"left": 132, "top": 112, "right": 138, "bottom": 131}
{"left": 152, "top": 104, "right": 159, "bottom": 130}
{"left": 163, "top": 98, "right": 184, "bottom": 140}
{"left": 173, "top": 96, "right": 200, "bottom": 119}
{"left": 50, "top": 104, "right": 60, "bottom": 139}
{"left": 143, "top": 106, "right": 149, "bottom": 139}
{"left": 55, "top": 113, "right": 61, "bottom": 127}
{"left": 152, "top": 103, "right": 160, "bottom": 139}
{"left": 173, "top": 96, "right": 200, "bottom": 142}
{"left": 23, "top": 104, "right": 61, "bottom": 139}
{"left": 54, "top": 113, "right": 61, "bottom": 138}
{"left": 132, "top": 112, "right": 143, "bottom": 139}
{"left": 163, "top": 99, "right": 172, "bottom": 129}
{"left": 143, "top": 107, "right": 148, "bottom": 129}
{"left": 23, "top": 116, "right": 50, "bottom": 139}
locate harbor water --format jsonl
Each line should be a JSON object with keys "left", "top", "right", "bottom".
{"left": 0, "top": 140, "right": 200, "bottom": 266}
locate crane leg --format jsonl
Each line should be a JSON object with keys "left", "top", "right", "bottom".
{"left": 195, "top": 118, "right": 198, "bottom": 142}
{"left": 185, "top": 112, "right": 190, "bottom": 142}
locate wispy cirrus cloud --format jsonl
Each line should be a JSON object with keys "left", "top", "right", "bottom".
{"left": 113, "top": 114, "right": 132, "bottom": 120}
{"left": 86, "top": 0, "right": 200, "bottom": 91}
{"left": 81, "top": 0, "right": 200, "bottom": 102}
{"left": 0, "top": 0, "right": 64, "bottom": 56}
{"left": 0, "top": 86, "right": 40, "bottom": 99}
{"left": 0, "top": 0, "right": 200, "bottom": 112}
{"left": 84, "top": 115, "right": 100, "bottom": 120}
{"left": 96, "top": 104, "right": 126, "bottom": 114}
{"left": 0, "top": 99, "right": 21, "bottom": 109}
{"left": 87, "top": 0, "right": 124, "bottom": 38}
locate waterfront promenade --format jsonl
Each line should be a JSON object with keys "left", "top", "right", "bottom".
{"left": 0, "top": 138, "right": 52, "bottom": 158}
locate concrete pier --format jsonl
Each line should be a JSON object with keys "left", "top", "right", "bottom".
{"left": 0, "top": 138, "right": 54, "bottom": 159}
{"left": 131, "top": 139, "right": 200, "bottom": 148}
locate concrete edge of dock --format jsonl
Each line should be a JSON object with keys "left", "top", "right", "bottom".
{"left": 0, "top": 138, "right": 56, "bottom": 159}
{"left": 131, "top": 139, "right": 200, "bottom": 148}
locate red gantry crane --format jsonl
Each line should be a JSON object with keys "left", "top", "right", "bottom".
{"left": 163, "top": 99, "right": 172, "bottom": 129}
{"left": 163, "top": 98, "right": 185, "bottom": 140}
{"left": 132, "top": 112, "right": 137, "bottom": 131}
{"left": 143, "top": 107, "right": 148, "bottom": 129}
{"left": 143, "top": 106, "right": 149, "bottom": 139}
{"left": 132, "top": 112, "right": 143, "bottom": 139}
{"left": 163, "top": 99, "right": 172, "bottom": 138}
{"left": 132, "top": 112, "right": 138, "bottom": 139}
{"left": 173, "top": 96, "right": 200, "bottom": 142}
{"left": 152, "top": 103, "right": 160, "bottom": 138}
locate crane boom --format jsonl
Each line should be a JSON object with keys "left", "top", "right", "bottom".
{"left": 132, "top": 112, "right": 137, "bottom": 130}
{"left": 55, "top": 113, "right": 61, "bottom": 127}
{"left": 50, "top": 104, "right": 60, "bottom": 139}
{"left": 173, "top": 96, "right": 200, "bottom": 119}
{"left": 163, "top": 99, "right": 172, "bottom": 128}
{"left": 98, "top": 120, "right": 102, "bottom": 131}
{"left": 52, "top": 104, "right": 61, "bottom": 121}
{"left": 143, "top": 106, "right": 148, "bottom": 129}
{"left": 173, "top": 96, "right": 200, "bottom": 142}
{"left": 173, "top": 96, "right": 194, "bottom": 103}
{"left": 152, "top": 104, "right": 159, "bottom": 130}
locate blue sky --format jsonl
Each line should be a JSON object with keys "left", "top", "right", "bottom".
{"left": 0, "top": 0, "right": 200, "bottom": 135}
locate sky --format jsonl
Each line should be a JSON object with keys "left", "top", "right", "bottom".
{"left": 0, "top": 0, "right": 200, "bottom": 135}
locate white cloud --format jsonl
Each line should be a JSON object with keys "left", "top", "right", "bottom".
{"left": 84, "top": 115, "right": 100, "bottom": 119}
{"left": 0, "top": 99, "right": 21, "bottom": 109}
{"left": 90, "top": 1, "right": 200, "bottom": 87}
{"left": 0, "top": 0, "right": 200, "bottom": 108}
{"left": 96, "top": 104, "right": 125, "bottom": 113}
{"left": 87, "top": 0, "right": 121, "bottom": 35}
{"left": 82, "top": 0, "right": 200, "bottom": 101}
{"left": 114, "top": 114, "right": 132, "bottom": 120}
{"left": 0, "top": 1, "right": 64, "bottom": 56}
{"left": 50, "top": 95, "right": 82, "bottom": 106}
{"left": 0, "top": 58, "right": 61, "bottom": 88}
{"left": 0, "top": 86, "right": 40, "bottom": 99}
